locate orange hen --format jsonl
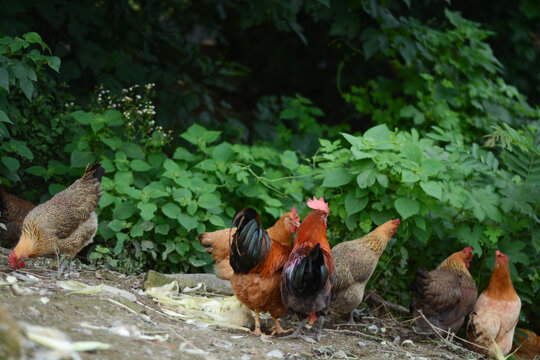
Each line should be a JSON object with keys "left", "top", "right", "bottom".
{"left": 467, "top": 250, "right": 521, "bottom": 357}
{"left": 197, "top": 207, "right": 300, "bottom": 280}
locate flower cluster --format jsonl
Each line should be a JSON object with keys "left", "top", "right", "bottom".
{"left": 93, "top": 83, "right": 171, "bottom": 149}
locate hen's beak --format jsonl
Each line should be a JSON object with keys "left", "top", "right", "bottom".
{"left": 294, "top": 221, "right": 300, "bottom": 228}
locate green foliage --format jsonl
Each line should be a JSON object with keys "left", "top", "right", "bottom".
{"left": 0, "top": 33, "right": 65, "bottom": 193}
{"left": 342, "top": 9, "right": 540, "bottom": 141}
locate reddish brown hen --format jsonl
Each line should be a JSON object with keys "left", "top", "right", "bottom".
{"left": 0, "top": 187, "right": 35, "bottom": 248}
{"left": 512, "top": 328, "right": 540, "bottom": 360}
{"left": 467, "top": 250, "right": 521, "bottom": 357}
{"left": 410, "top": 246, "right": 477, "bottom": 336}
{"left": 197, "top": 207, "right": 300, "bottom": 280}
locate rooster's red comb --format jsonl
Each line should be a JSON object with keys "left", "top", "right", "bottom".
{"left": 307, "top": 196, "right": 329, "bottom": 215}
{"left": 291, "top": 206, "right": 299, "bottom": 220}
{"left": 496, "top": 250, "right": 509, "bottom": 262}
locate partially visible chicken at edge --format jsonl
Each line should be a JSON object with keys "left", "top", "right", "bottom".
{"left": 0, "top": 187, "right": 35, "bottom": 248}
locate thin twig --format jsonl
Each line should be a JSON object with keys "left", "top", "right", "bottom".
{"left": 364, "top": 291, "right": 410, "bottom": 314}
{"left": 416, "top": 310, "right": 489, "bottom": 355}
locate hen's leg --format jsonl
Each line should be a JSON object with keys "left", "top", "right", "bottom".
{"left": 58, "top": 258, "right": 72, "bottom": 276}
{"left": 270, "top": 318, "right": 293, "bottom": 335}
{"left": 282, "top": 317, "right": 308, "bottom": 339}
{"left": 347, "top": 311, "right": 356, "bottom": 325}
{"left": 251, "top": 311, "right": 264, "bottom": 336}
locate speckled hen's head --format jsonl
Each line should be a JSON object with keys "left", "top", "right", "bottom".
{"left": 9, "top": 250, "right": 26, "bottom": 270}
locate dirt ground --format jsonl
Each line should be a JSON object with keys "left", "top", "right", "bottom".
{"left": 0, "top": 253, "right": 486, "bottom": 360}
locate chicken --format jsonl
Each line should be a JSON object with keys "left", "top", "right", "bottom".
{"left": 0, "top": 187, "right": 35, "bottom": 248}
{"left": 9, "top": 163, "right": 105, "bottom": 270}
{"left": 466, "top": 250, "right": 521, "bottom": 357}
{"left": 281, "top": 196, "right": 335, "bottom": 341}
{"left": 197, "top": 207, "right": 300, "bottom": 280}
{"left": 410, "top": 246, "right": 477, "bottom": 336}
{"left": 330, "top": 218, "right": 400, "bottom": 323}
{"left": 228, "top": 207, "right": 297, "bottom": 337}
{"left": 512, "top": 328, "right": 540, "bottom": 360}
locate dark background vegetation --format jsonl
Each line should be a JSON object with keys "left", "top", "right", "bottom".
{"left": 0, "top": 0, "right": 538, "bottom": 332}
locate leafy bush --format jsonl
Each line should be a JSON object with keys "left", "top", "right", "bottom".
{"left": 0, "top": 33, "right": 64, "bottom": 197}
{"left": 342, "top": 9, "right": 539, "bottom": 142}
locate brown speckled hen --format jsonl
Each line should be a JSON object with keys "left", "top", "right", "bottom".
{"left": 9, "top": 163, "right": 104, "bottom": 270}
{"left": 410, "top": 246, "right": 477, "bottom": 336}
{"left": 330, "top": 219, "right": 400, "bottom": 323}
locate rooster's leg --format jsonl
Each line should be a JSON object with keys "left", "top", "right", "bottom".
{"left": 270, "top": 318, "right": 293, "bottom": 336}
{"left": 314, "top": 315, "right": 326, "bottom": 342}
{"left": 282, "top": 317, "right": 308, "bottom": 339}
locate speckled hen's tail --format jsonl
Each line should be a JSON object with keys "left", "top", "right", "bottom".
{"left": 84, "top": 163, "right": 105, "bottom": 183}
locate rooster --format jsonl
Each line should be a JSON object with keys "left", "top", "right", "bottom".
{"left": 467, "top": 250, "right": 521, "bottom": 357}
{"left": 410, "top": 246, "right": 477, "bottom": 337}
{"left": 280, "top": 196, "right": 334, "bottom": 341}
{"left": 228, "top": 207, "right": 298, "bottom": 337}
{"left": 0, "top": 187, "right": 35, "bottom": 248}
{"left": 198, "top": 207, "right": 300, "bottom": 280}
{"left": 330, "top": 218, "right": 400, "bottom": 323}
{"left": 9, "top": 163, "right": 104, "bottom": 271}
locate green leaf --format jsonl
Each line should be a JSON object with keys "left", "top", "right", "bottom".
{"left": 212, "top": 143, "right": 234, "bottom": 162}
{"left": 108, "top": 219, "right": 126, "bottom": 232}
{"left": 280, "top": 150, "right": 299, "bottom": 171}
{"left": 401, "top": 143, "right": 422, "bottom": 165}
{"left": 356, "top": 167, "right": 377, "bottom": 188}
{"left": 9, "top": 140, "right": 33, "bottom": 160}
{"left": 113, "top": 202, "right": 136, "bottom": 220}
{"left": 19, "top": 76, "right": 33, "bottom": 101}
{"left": 345, "top": 192, "right": 368, "bottom": 216}
{"left": 420, "top": 181, "right": 443, "bottom": 200}
{"left": 364, "top": 124, "right": 392, "bottom": 141}
{"left": 209, "top": 215, "right": 225, "bottom": 227}
{"left": 323, "top": 167, "right": 352, "bottom": 188}
{"left": 162, "top": 202, "right": 181, "bottom": 219}
{"left": 155, "top": 224, "right": 170, "bottom": 235}
{"left": 173, "top": 147, "right": 196, "bottom": 162}
{"left": 71, "top": 111, "right": 94, "bottom": 125}
{"left": 138, "top": 202, "right": 157, "bottom": 221}
{"left": 71, "top": 150, "right": 95, "bottom": 168}
{"left": 198, "top": 193, "right": 221, "bottom": 209}
{"left": 99, "top": 192, "right": 115, "bottom": 208}
{"left": 130, "top": 159, "right": 152, "bottom": 172}
{"left": 121, "top": 142, "right": 145, "bottom": 159}
{"left": 178, "top": 213, "right": 198, "bottom": 232}
{"left": 196, "top": 159, "right": 216, "bottom": 171}
{"left": 1, "top": 156, "right": 20, "bottom": 172}
{"left": 25, "top": 165, "right": 46, "bottom": 176}
{"left": 114, "top": 233, "right": 129, "bottom": 255}
{"left": 181, "top": 124, "right": 221, "bottom": 145}
{"left": 394, "top": 198, "right": 419, "bottom": 219}
{"left": 48, "top": 183, "right": 66, "bottom": 196}
{"left": 0, "top": 67, "right": 9, "bottom": 92}
{"left": 114, "top": 171, "right": 134, "bottom": 185}
{"left": 142, "top": 182, "right": 169, "bottom": 198}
